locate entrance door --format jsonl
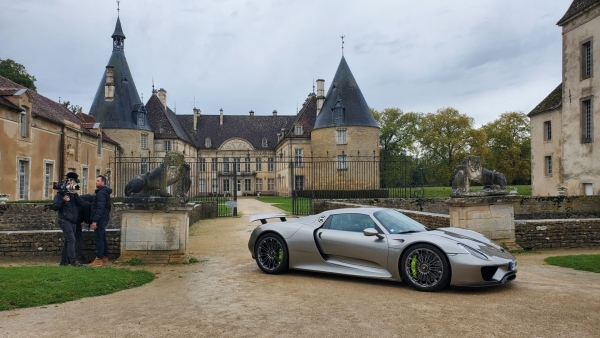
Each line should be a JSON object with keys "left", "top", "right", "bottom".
{"left": 237, "top": 179, "right": 242, "bottom": 196}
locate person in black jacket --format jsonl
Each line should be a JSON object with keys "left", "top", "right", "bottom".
{"left": 88, "top": 175, "right": 113, "bottom": 266}
{"left": 52, "top": 172, "right": 86, "bottom": 267}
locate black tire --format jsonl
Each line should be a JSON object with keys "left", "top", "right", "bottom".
{"left": 255, "top": 233, "right": 289, "bottom": 274}
{"left": 400, "top": 243, "right": 450, "bottom": 292}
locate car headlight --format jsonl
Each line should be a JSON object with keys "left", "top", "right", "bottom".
{"left": 458, "top": 243, "right": 489, "bottom": 260}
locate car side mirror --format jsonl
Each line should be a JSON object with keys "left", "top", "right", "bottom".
{"left": 364, "top": 228, "right": 383, "bottom": 239}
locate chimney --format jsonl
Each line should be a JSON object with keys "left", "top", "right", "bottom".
{"left": 193, "top": 108, "right": 201, "bottom": 131}
{"left": 219, "top": 108, "right": 223, "bottom": 125}
{"left": 316, "top": 79, "right": 325, "bottom": 116}
{"left": 104, "top": 66, "right": 115, "bottom": 102}
{"left": 272, "top": 110, "right": 277, "bottom": 116}
{"left": 249, "top": 110, "right": 254, "bottom": 117}
{"left": 157, "top": 88, "right": 167, "bottom": 108}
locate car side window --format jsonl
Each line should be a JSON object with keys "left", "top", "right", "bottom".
{"left": 329, "top": 213, "right": 377, "bottom": 233}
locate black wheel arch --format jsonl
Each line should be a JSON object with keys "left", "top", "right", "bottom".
{"left": 397, "top": 241, "right": 453, "bottom": 284}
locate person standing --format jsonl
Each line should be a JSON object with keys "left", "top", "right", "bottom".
{"left": 88, "top": 175, "right": 113, "bottom": 266}
{"left": 52, "top": 172, "right": 85, "bottom": 267}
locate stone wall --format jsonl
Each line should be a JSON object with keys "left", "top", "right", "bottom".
{"left": 188, "top": 201, "right": 218, "bottom": 225}
{"left": 0, "top": 229, "right": 121, "bottom": 260}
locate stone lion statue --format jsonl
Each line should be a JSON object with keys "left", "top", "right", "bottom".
{"left": 450, "top": 155, "right": 507, "bottom": 198}
{"left": 124, "top": 151, "right": 191, "bottom": 198}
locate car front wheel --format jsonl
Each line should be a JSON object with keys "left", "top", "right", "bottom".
{"left": 400, "top": 243, "right": 450, "bottom": 292}
{"left": 255, "top": 233, "right": 289, "bottom": 274}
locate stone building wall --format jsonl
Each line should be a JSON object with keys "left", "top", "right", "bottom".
{"left": 530, "top": 108, "right": 562, "bottom": 196}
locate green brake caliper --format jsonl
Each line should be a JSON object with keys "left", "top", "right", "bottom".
{"left": 410, "top": 255, "right": 418, "bottom": 278}
{"left": 278, "top": 249, "right": 283, "bottom": 262}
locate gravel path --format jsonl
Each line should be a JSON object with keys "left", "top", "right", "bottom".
{"left": 1, "top": 198, "right": 599, "bottom": 337}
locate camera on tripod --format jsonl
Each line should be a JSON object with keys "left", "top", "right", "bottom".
{"left": 53, "top": 172, "right": 81, "bottom": 194}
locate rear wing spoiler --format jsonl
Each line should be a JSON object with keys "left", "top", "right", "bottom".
{"left": 249, "top": 213, "right": 288, "bottom": 224}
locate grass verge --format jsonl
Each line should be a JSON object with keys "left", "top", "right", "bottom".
{"left": 544, "top": 254, "right": 600, "bottom": 273}
{"left": 0, "top": 266, "right": 155, "bottom": 311}
{"left": 255, "top": 197, "right": 310, "bottom": 214}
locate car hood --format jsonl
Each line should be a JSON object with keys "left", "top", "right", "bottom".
{"left": 426, "top": 227, "right": 515, "bottom": 260}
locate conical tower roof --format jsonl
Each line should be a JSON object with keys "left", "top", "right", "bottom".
{"left": 313, "top": 56, "right": 379, "bottom": 130}
{"left": 89, "top": 16, "right": 151, "bottom": 131}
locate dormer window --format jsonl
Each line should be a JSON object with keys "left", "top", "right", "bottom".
{"left": 295, "top": 125, "right": 303, "bottom": 135}
{"left": 20, "top": 107, "right": 28, "bottom": 138}
{"left": 332, "top": 99, "right": 344, "bottom": 125}
{"left": 138, "top": 113, "right": 145, "bottom": 126}
{"left": 262, "top": 138, "right": 268, "bottom": 148}
{"left": 205, "top": 138, "right": 212, "bottom": 148}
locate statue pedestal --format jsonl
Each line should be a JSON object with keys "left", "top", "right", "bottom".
{"left": 446, "top": 196, "right": 521, "bottom": 250}
{"left": 116, "top": 197, "right": 195, "bottom": 264}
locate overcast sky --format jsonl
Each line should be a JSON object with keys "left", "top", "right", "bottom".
{"left": 1, "top": 0, "right": 571, "bottom": 126}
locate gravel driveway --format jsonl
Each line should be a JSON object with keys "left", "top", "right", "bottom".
{"left": 1, "top": 198, "right": 599, "bottom": 337}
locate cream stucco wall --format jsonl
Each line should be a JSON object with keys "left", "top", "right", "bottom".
{"left": 530, "top": 108, "right": 562, "bottom": 196}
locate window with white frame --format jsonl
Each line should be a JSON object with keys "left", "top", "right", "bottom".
{"left": 295, "top": 149, "right": 303, "bottom": 167}
{"left": 337, "top": 129, "right": 347, "bottom": 144}
{"left": 211, "top": 178, "right": 218, "bottom": 193}
{"left": 268, "top": 157, "right": 274, "bottom": 171}
{"left": 205, "top": 138, "right": 212, "bottom": 148}
{"left": 256, "top": 158, "right": 262, "bottom": 171}
{"left": 198, "top": 179, "right": 206, "bottom": 193}
{"left": 295, "top": 175, "right": 304, "bottom": 190}
{"left": 337, "top": 154, "right": 348, "bottom": 170}
{"left": 223, "top": 179, "right": 230, "bottom": 192}
{"left": 268, "top": 178, "right": 275, "bottom": 191}
{"left": 81, "top": 167, "right": 88, "bottom": 193}
{"left": 545, "top": 156, "right": 552, "bottom": 176}
{"left": 96, "top": 168, "right": 101, "bottom": 178}
{"left": 582, "top": 41, "right": 593, "bottom": 78}
{"left": 18, "top": 159, "right": 29, "bottom": 200}
{"left": 582, "top": 99, "right": 593, "bottom": 142}
{"left": 141, "top": 134, "right": 148, "bottom": 149}
{"left": 256, "top": 178, "right": 263, "bottom": 192}
{"left": 97, "top": 137, "right": 102, "bottom": 155}
{"left": 234, "top": 158, "right": 241, "bottom": 173}
{"left": 223, "top": 157, "right": 230, "bottom": 172}
{"left": 44, "top": 162, "right": 53, "bottom": 199}
{"left": 245, "top": 157, "right": 251, "bottom": 172}
{"left": 141, "top": 158, "right": 149, "bottom": 174}
{"left": 544, "top": 121, "right": 552, "bottom": 141}
{"left": 199, "top": 158, "right": 206, "bottom": 172}
{"left": 211, "top": 158, "right": 218, "bottom": 171}
{"left": 295, "top": 125, "right": 303, "bottom": 135}
{"left": 245, "top": 179, "right": 251, "bottom": 191}
{"left": 164, "top": 140, "right": 171, "bottom": 151}
{"left": 20, "top": 108, "right": 27, "bottom": 137}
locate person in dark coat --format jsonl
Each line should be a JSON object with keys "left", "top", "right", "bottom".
{"left": 75, "top": 194, "right": 94, "bottom": 263}
{"left": 88, "top": 175, "right": 113, "bottom": 266}
{"left": 52, "top": 172, "right": 86, "bottom": 267}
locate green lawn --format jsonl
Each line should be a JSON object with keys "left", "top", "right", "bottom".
{"left": 256, "top": 197, "right": 294, "bottom": 213}
{"left": 0, "top": 266, "right": 155, "bottom": 311}
{"left": 419, "top": 185, "right": 531, "bottom": 198}
{"left": 544, "top": 254, "right": 600, "bottom": 273}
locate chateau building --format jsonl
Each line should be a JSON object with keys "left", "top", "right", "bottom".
{"left": 529, "top": 0, "right": 599, "bottom": 196}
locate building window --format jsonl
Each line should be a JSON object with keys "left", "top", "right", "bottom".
{"left": 211, "top": 179, "right": 218, "bottom": 193}
{"left": 245, "top": 179, "right": 252, "bottom": 191}
{"left": 544, "top": 121, "right": 552, "bottom": 141}
{"left": 18, "top": 159, "right": 29, "bottom": 200}
{"left": 138, "top": 113, "right": 145, "bottom": 126}
{"left": 337, "top": 129, "right": 347, "bottom": 144}
{"left": 582, "top": 41, "right": 593, "bottom": 78}
{"left": 211, "top": 158, "right": 218, "bottom": 171}
{"left": 234, "top": 158, "right": 241, "bottom": 173}
{"left": 256, "top": 158, "right": 262, "bottom": 171}
{"left": 199, "top": 158, "right": 206, "bottom": 172}
{"left": 295, "top": 175, "right": 304, "bottom": 190}
{"left": 582, "top": 99, "right": 593, "bottom": 142}
{"left": 337, "top": 154, "right": 348, "bottom": 170}
{"left": 20, "top": 109, "right": 27, "bottom": 137}
{"left": 96, "top": 168, "right": 101, "bottom": 182}
{"left": 44, "top": 162, "right": 53, "bottom": 199}
{"left": 262, "top": 138, "right": 268, "bottom": 148}
{"left": 245, "top": 157, "right": 251, "bottom": 172}
{"left": 295, "top": 149, "right": 303, "bottom": 167}
{"left": 223, "top": 158, "right": 230, "bottom": 172}
{"left": 545, "top": 156, "right": 552, "bottom": 176}
{"left": 256, "top": 178, "right": 263, "bottom": 192}
{"left": 199, "top": 179, "right": 207, "bottom": 193}
{"left": 223, "top": 179, "right": 230, "bottom": 192}
{"left": 268, "top": 178, "right": 275, "bottom": 191}
{"left": 141, "top": 134, "right": 148, "bottom": 149}
{"left": 205, "top": 138, "right": 211, "bottom": 148}
{"left": 141, "top": 158, "right": 149, "bottom": 174}
{"left": 268, "top": 157, "right": 274, "bottom": 171}
{"left": 295, "top": 125, "right": 303, "bottom": 135}
{"left": 583, "top": 183, "right": 594, "bottom": 196}
{"left": 81, "top": 167, "right": 88, "bottom": 193}
{"left": 164, "top": 140, "right": 171, "bottom": 152}
{"left": 105, "top": 169, "right": 111, "bottom": 187}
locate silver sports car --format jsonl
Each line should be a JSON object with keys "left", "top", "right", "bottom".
{"left": 248, "top": 208, "right": 517, "bottom": 292}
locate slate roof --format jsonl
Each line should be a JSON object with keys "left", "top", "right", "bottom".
{"left": 145, "top": 94, "right": 195, "bottom": 145}
{"left": 0, "top": 88, "right": 22, "bottom": 111}
{"left": 528, "top": 83, "right": 563, "bottom": 117}
{"left": 89, "top": 17, "right": 151, "bottom": 131}
{"left": 112, "top": 16, "right": 126, "bottom": 39}
{"left": 557, "top": 0, "right": 600, "bottom": 25}
{"left": 313, "top": 56, "right": 379, "bottom": 130}
{"left": 282, "top": 94, "right": 317, "bottom": 139}
{"left": 178, "top": 112, "right": 296, "bottom": 150}
{"left": 76, "top": 111, "right": 96, "bottom": 123}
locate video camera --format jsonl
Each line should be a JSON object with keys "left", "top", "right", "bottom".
{"left": 53, "top": 172, "right": 81, "bottom": 194}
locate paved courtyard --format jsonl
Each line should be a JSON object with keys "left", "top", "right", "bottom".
{"left": 1, "top": 198, "right": 599, "bottom": 337}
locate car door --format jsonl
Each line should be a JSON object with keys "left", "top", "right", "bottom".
{"left": 316, "top": 213, "right": 388, "bottom": 269}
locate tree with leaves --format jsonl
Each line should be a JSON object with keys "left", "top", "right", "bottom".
{"left": 371, "top": 107, "right": 422, "bottom": 158}
{"left": 481, "top": 111, "right": 531, "bottom": 184}
{"left": 0, "top": 59, "right": 37, "bottom": 91}
{"left": 61, "top": 101, "right": 83, "bottom": 114}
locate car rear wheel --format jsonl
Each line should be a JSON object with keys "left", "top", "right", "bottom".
{"left": 400, "top": 243, "right": 450, "bottom": 292}
{"left": 255, "top": 233, "right": 289, "bottom": 274}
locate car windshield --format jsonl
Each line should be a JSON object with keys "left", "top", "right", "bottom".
{"left": 373, "top": 209, "right": 427, "bottom": 234}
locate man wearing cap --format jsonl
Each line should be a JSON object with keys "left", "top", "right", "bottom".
{"left": 52, "top": 172, "right": 86, "bottom": 267}
{"left": 88, "top": 175, "right": 113, "bottom": 266}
